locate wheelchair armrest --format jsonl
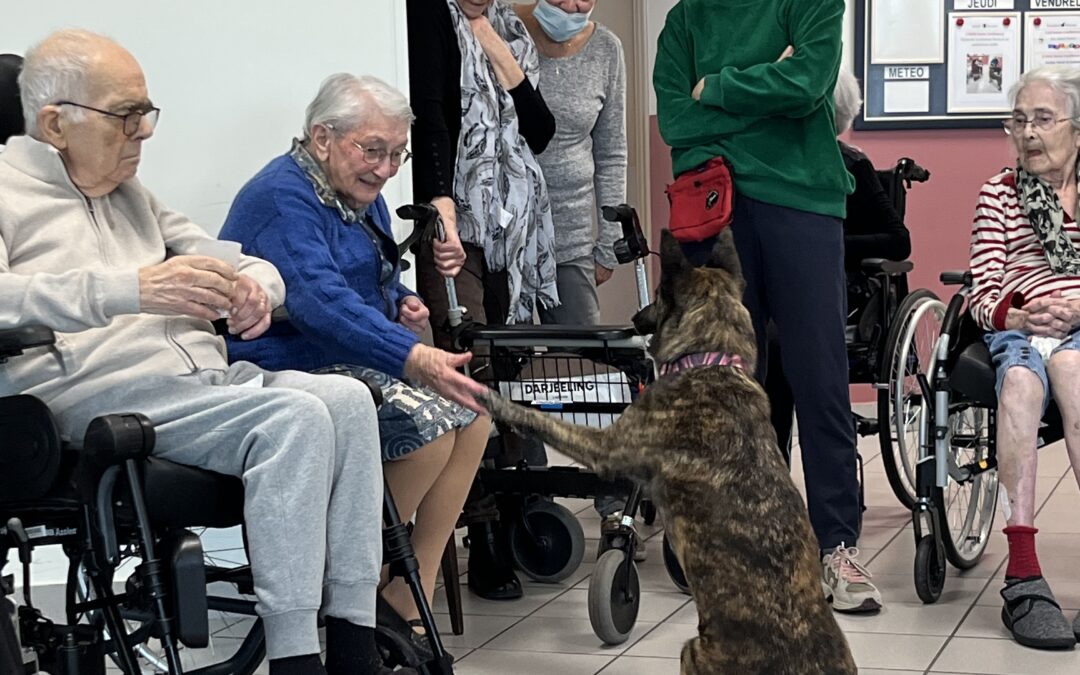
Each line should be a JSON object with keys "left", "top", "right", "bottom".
{"left": 82, "top": 413, "right": 156, "bottom": 465}
{"left": 940, "top": 270, "right": 973, "bottom": 286}
{"left": 860, "top": 258, "right": 913, "bottom": 276}
{"left": 0, "top": 325, "right": 55, "bottom": 360}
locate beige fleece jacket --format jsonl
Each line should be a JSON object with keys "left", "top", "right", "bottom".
{"left": 0, "top": 135, "right": 285, "bottom": 408}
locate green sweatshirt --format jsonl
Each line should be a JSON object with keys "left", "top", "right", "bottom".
{"left": 653, "top": 0, "right": 853, "bottom": 218}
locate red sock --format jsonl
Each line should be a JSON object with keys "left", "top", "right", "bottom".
{"left": 1003, "top": 525, "right": 1042, "bottom": 579}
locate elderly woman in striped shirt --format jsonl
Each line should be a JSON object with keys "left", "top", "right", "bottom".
{"left": 969, "top": 65, "right": 1080, "bottom": 650}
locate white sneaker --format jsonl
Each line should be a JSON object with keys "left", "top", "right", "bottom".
{"left": 821, "top": 544, "right": 882, "bottom": 613}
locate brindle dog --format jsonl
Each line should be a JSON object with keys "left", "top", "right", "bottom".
{"left": 475, "top": 230, "right": 856, "bottom": 675}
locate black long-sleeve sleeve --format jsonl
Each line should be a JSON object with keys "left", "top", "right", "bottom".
{"left": 842, "top": 151, "right": 911, "bottom": 269}
{"left": 508, "top": 81, "right": 556, "bottom": 155}
{"left": 408, "top": 0, "right": 459, "bottom": 203}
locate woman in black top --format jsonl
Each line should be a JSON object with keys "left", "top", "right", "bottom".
{"left": 766, "top": 68, "right": 911, "bottom": 458}
{"left": 407, "top": 0, "right": 557, "bottom": 605}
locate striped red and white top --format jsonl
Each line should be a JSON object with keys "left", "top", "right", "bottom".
{"left": 969, "top": 171, "right": 1080, "bottom": 331}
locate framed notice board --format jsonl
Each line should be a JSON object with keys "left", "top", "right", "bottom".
{"left": 855, "top": 0, "right": 1080, "bottom": 129}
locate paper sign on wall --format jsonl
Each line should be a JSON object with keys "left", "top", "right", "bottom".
{"left": 947, "top": 12, "right": 1022, "bottom": 112}
{"left": 1025, "top": 13, "right": 1080, "bottom": 69}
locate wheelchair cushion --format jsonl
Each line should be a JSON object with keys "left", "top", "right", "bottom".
{"left": 0, "top": 395, "right": 62, "bottom": 501}
{"left": 141, "top": 458, "right": 244, "bottom": 529}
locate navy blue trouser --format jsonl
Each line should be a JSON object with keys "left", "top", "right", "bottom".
{"left": 681, "top": 193, "right": 860, "bottom": 550}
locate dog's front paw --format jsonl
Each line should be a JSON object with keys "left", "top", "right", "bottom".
{"left": 473, "top": 388, "right": 514, "bottom": 420}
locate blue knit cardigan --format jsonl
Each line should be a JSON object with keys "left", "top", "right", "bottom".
{"left": 220, "top": 153, "right": 419, "bottom": 378}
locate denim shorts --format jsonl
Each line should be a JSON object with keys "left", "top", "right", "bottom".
{"left": 985, "top": 329, "right": 1080, "bottom": 413}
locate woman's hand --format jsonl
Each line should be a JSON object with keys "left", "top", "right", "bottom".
{"left": 469, "top": 15, "right": 526, "bottom": 90}
{"left": 399, "top": 296, "right": 430, "bottom": 335}
{"left": 595, "top": 263, "right": 614, "bottom": 286}
{"left": 404, "top": 343, "right": 488, "bottom": 412}
{"left": 431, "top": 197, "right": 467, "bottom": 278}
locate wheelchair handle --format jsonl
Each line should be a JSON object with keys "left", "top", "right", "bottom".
{"left": 603, "top": 203, "right": 653, "bottom": 311}
{"left": 939, "top": 270, "right": 972, "bottom": 287}
{"left": 395, "top": 203, "right": 465, "bottom": 326}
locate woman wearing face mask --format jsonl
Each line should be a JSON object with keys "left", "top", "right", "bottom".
{"left": 407, "top": 0, "right": 557, "bottom": 603}
{"left": 513, "top": 0, "right": 639, "bottom": 555}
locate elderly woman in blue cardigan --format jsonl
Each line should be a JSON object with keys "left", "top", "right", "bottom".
{"left": 220, "top": 73, "right": 487, "bottom": 658}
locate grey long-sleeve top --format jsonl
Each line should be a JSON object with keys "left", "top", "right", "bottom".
{"left": 536, "top": 24, "right": 627, "bottom": 269}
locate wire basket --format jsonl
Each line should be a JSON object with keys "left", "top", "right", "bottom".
{"left": 466, "top": 326, "right": 653, "bottom": 429}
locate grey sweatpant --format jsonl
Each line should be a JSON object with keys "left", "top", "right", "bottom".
{"left": 51, "top": 361, "right": 382, "bottom": 660}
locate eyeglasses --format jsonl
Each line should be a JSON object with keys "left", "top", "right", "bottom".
{"left": 55, "top": 101, "right": 161, "bottom": 137}
{"left": 1002, "top": 113, "right": 1074, "bottom": 135}
{"left": 348, "top": 140, "right": 411, "bottom": 167}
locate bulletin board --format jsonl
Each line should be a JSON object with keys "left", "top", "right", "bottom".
{"left": 855, "top": 0, "right": 1080, "bottom": 130}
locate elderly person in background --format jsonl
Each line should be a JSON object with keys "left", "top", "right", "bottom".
{"left": 220, "top": 73, "right": 488, "bottom": 660}
{"left": 407, "top": 0, "right": 558, "bottom": 601}
{"left": 969, "top": 65, "right": 1080, "bottom": 650}
{"left": 766, "top": 68, "right": 910, "bottom": 455}
{"left": 0, "top": 30, "right": 391, "bottom": 675}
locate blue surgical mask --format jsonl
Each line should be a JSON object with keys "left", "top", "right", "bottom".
{"left": 534, "top": 2, "right": 592, "bottom": 43}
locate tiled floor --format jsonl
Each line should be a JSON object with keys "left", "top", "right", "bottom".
{"left": 19, "top": 423, "right": 1080, "bottom": 674}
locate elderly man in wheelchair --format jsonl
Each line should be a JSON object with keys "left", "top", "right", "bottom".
{"left": 0, "top": 29, "right": 404, "bottom": 675}
{"left": 963, "top": 65, "right": 1080, "bottom": 650}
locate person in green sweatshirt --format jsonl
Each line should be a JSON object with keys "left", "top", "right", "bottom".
{"left": 654, "top": 0, "right": 882, "bottom": 615}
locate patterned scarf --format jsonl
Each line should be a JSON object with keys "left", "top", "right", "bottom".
{"left": 445, "top": 0, "right": 559, "bottom": 323}
{"left": 1016, "top": 165, "right": 1080, "bottom": 274}
{"left": 290, "top": 139, "right": 367, "bottom": 223}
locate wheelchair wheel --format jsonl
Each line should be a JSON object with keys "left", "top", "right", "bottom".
{"left": 78, "top": 526, "right": 258, "bottom": 674}
{"left": 931, "top": 405, "right": 998, "bottom": 569}
{"left": 588, "top": 549, "right": 641, "bottom": 645}
{"left": 507, "top": 499, "right": 585, "bottom": 583}
{"left": 879, "top": 289, "right": 945, "bottom": 509}
{"left": 661, "top": 532, "right": 690, "bottom": 595}
{"left": 914, "top": 535, "right": 946, "bottom": 604}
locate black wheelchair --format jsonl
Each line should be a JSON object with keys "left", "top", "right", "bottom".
{"left": 0, "top": 322, "right": 456, "bottom": 674}
{"left": 766, "top": 157, "right": 934, "bottom": 514}
{"left": 897, "top": 270, "right": 1023, "bottom": 604}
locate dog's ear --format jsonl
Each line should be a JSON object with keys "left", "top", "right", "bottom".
{"left": 659, "top": 230, "right": 692, "bottom": 289}
{"left": 706, "top": 228, "right": 743, "bottom": 285}
{"left": 631, "top": 302, "right": 658, "bottom": 335}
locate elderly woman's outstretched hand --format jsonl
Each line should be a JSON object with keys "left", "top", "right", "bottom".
{"left": 404, "top": 343, "right": 488, "bottom": 413}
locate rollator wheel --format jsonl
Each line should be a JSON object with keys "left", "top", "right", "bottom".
{"left": 878, "top": 289, "right": 945, "bottom": 510}
{"left": 588, "top": 549, "right": 640, "bottom": 645}
{"left": 640, "top": 499, "right": 658, "bottom": 526}
{"left": 507, "top": 499, "right": 585, "bottom": 583}
{"left": 931, "top": 404, "right": 997, "bottom": 570}
{"left": 661, "top": 532, "right": 690, "bottom": 595}
{"left": 914, "top": 535, "right": 946, "bottom": 604}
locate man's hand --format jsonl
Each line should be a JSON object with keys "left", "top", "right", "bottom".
{"left": 399, "top": 295, "right": 430, "bottom": 335}
{"left": 1023, "top": 292, "right": 1080, "bottom": 331}
{"left": 595, "top": 263, "right": 614, "bottom": 287}
{"left": 226, "top": 275, "right": 271, "bottom": 340}
{"left": 138, "top": 256, "right": 236, "bottom": 321}
{"left": 431, "top": 197, "right": 467, "bottom": 278}
{"left": 404, "top": 343, "right": 488, "bottom": 413}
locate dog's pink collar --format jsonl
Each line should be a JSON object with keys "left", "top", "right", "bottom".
{"left": 658, "top": 351, "right": 745, "bottom": 377}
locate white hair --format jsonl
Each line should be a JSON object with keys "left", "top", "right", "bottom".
{"left": 18, "top": 29, "right": 113, "bottom": 136}
{"left": 833, "top": 67, "right": 862, "bottom": 136}
{"left": 303, "top": 73, "right": 414, "bottom": 140}
{"left": 1010, "top": 65, "right": 1080, "bottom": 131}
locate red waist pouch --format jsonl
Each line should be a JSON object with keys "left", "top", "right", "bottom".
{"left": 665, "top": 157, "right": 733, "bottom": 242}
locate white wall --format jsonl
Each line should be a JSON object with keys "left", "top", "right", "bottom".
{"left": 1, "top": 0, "right": 411, "bottom": 236}
{"left": 645, "top": 0, "right": 858, "bottom": 115}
